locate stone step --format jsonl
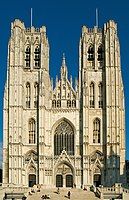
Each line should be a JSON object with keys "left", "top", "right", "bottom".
{"left": 26, "top": 188, "right": 99, "bottom": 200}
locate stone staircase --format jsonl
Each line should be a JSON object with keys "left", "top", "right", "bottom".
{"left": 26, "top": 188, "right": 99, "bottom": 200}
{"left": 1, "top": 185, "right": 129, "bottom": 200}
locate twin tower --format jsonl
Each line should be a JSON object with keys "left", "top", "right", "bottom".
{"left": 3, "top": 19, "right": 126, "bottom": 188}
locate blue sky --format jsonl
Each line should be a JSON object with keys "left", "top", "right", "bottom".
{"left": 0, "top": 0, "right": 129, "bottom": 160}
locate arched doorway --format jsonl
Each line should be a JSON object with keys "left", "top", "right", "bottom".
{"left": 94, "top": 174, "right": 101, "bottom": 187}
{"left": 90, "top": 151, "right": 103, "bottom": 187}
{"left": 55, "top": 163, "right": 74, "bottom": 187}
{"left": 29, "top": 174, "right": 36, "bottom": 187}
{"left": 56, "top": 175, "right": 63, "bottom": 187}
{"left": 28, "top": 164, "right": 36, "bottom": 187}
{"left": 66, "top": 174, "right": 73, "bottom": 187}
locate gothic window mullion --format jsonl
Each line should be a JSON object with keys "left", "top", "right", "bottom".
{"left": 88, "top": 45, "right": 94, "bottom": 61}
{"left": 29, "top": 119, "right": 36, "bottom": 144}
{"left": 72, "top": 133, "right": 74, "bottom": 154}
{"left": 56, "top": 134, "right": 58, "bottom": 155}
{"left": 65, "top": 133, "right": 68, "bottom": 152}
{"left": 54, "top": 121, "right": 74, "bottom": 156}
{"left": 25, "top": 46, "right": 30, "bottom": 68}
{"left": 58, "top": 134, "right": 61, "bottom": 155}
{"left": 55, "top": 134, "right": 57, "bottom": 155}
{"left": 98, "top": 45, "right": 103, "bottom": 61}
{"left": 54, "top": 134, "right": 56, "bottom": 155}
{"left": 68, "top": 134, "right": 70, "bottom": 155}
{"left": 26, "top": 82, "right": 31, "bottom": 108}
{"left": 61, "top": 133, "right": 63, "bottom": 152}
{"left": 70, "top": 134, "right": 72, "bottom": 155}
{"left": 63, "top": 132, "right": 65, "bottom": 150}
{"left": 34, "top": 45, "right": 40, "bottom": 68}
{"left": 33, "top": 124, "right": 36, "bottom": 143}
{"left": 93, "top": 118, "right": 100, "bottom": 144}
{"left": 90, "top": 82, "right": 95, "bottom": 108}
{"left": 34, "top": 83, "right": 38, "bottom": 108}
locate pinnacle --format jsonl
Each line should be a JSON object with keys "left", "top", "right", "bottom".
{"left": 62, "top": 53, "right": 66, "bottom": 66}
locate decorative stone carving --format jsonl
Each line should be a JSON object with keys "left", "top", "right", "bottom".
{"left": 25, "top": 151, "right": 37, "bottom": 164}
{"left": 28, "top": 165, "right": 36, "bottom": 174}
{"left": 90, "top": 151, "right": 104, "bottom": 163}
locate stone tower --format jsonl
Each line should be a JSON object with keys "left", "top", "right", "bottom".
{"left": 79, "top": 20, "right": 125, "bottom": 186}
{"left": 3, "top": 19, "right": 126, "bottom": 187}
{"left": 3, "top": 19, "right": 51, "bottom": 186}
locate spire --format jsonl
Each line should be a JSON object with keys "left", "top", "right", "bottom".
{"left": 61, "top": 53, "right": 68, "bottom": 81}
{"left": 96, "top": 8, "right": 99, "bottom": 27}
{"left": 31, "top": 8, "right": 33, "bottom": 27}
{"left": 56, "top": 75, "right": 58, "bottom": 86}
{"left": 62, "top": 53, "right": 66, "bottom": 66}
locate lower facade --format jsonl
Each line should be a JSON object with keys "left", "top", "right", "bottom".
{"left": 18, "top": 149, "right": 104, "bottom": 188}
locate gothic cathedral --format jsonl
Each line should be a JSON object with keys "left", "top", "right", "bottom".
{"left": 3, "top": 19, "right": 126, "bottom": 188}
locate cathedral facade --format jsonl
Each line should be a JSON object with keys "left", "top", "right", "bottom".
{"left": 3, "top": 19, "right": 126, "bottom": 188}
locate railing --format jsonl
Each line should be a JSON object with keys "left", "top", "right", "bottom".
{"left": 100, "top": 185, "right": 129, "bottom": 194}
{"left": 25, "top": 28, "right": 40, "bottom": 33}
{"left": 3, "top": 186, "right": 29, "bottom": 193}
{"left": 87, "top": 28, "right": 102, "bottom": 33}
{"left": 98, "top": 184, "right": 129, "bottom": 199}
{"left": 95, "top": 187, "right": 101, "bottom": 198}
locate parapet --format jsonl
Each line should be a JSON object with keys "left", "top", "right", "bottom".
{"left": 11, "top": 19, "right": 47, "bottom": 34}
{"left": 104, "top": 20, "right": 117, "bottom": 33}
{"left": 81, "top": 20, "right": 117, "bottom": 37}
{"left": 81, "top": 25, "right": 102, "bottom": 37}
{"left": 11, "top": 19, "right": 25, "bottom": 30}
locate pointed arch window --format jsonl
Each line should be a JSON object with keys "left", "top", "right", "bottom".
{"left": 52, "top": 100, "right": 56, "bottom": 108}
{"left": 34, "top": 82, "right": 38, "bottom": 108}
{"left": 54, "top": 121, "right": 74, "bottom": 155}
{"left": 67, "top": 93, "right": 70, "bottom": 98}
{"left": 57, "top": 100, "right": 61, "bottom": 108}
{"left": 98, "top": 45, "right": 103, "bottom": 61}
{"left": 34, "top": 45, "right": 40, "bottom": 68}
{"left": 72, "top": 99, "right": 76, "bottom": 108}
{"left": 88, "top": 45, "right": 94, "bottom": 61}
{"left": 98, "top": 82, "right": 103, "bottom": 108}
{"left": 26, "top": 82, "right": 31, "bottom": 108}
{"left": 58, "top": 93, "right": 60, "bottom": 98}
{"left": 29, "top": 119, "right": 36, "bottom": 144}
{"left": 93, "top": 118, "right": 100, "bottom": 143}
{"left": 67, "top": 100, "right": 71, "bottom": 108}
{"left": 25, "top": 46, "right": 30, "bottom": 68}
{"left": 90, "top": 82, "right": 95, "bottom": 108}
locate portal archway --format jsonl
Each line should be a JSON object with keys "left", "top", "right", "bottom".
{"left": 29, "top": 174, "right": 36, "bottom": 187}
{"left": 90, "top": 150, "right": 103, "bottom": 186}
{"left": 94, "top": 174, "right": 101, "bottom": 187}
{"left": 55, "top": 163, "right": 74, "bottom": 187}
{"left": 93, "top": 166, "right": 101, "bottom": 187}
{"left": 28, "top": 165, "right": 36, "bottom": 187}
